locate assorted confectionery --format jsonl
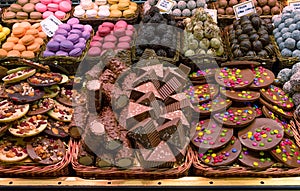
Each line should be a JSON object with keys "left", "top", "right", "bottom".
{"left": 2, "top": 0, "right": 300, "bottom": 181}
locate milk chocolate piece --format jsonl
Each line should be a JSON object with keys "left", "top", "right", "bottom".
{"left": 249, "top": 67, "right": 275, "bottom": 89}
{"left": 220, "top": 87, "right": 260, "bottom": 102}
{"left": 132, "top": 69, "right": 160, "bottom": 89}
{"left": 136, "top": 92, "right": 161, "bottom": 119}
{"left": 159, "top": 77, "right": 182, "bottom": 100}
{"left": 165, "top": 93, "right": 188, "bottom": 105}
{"left": 86, "top": 80, "right": 101, "bottom": 113}
{"left": 221, "top": 61, "right": 260, "bottom": 68}
{"left": 130, "top": 82, "right": 162, "bottom": 100}
{"left": 238, "top": 147, "right": 274, "bottom": 169}
{"left": 95, "top": 153, "right": 114, "bottom": 168}
{"left": 194, "top": 95, "right": 232, "bottom": 116}
{"left": 259, "top": 98, "right": 293, "bottom": 119}
{"left": 178, "top": 64, "right": 191, "bottom": 77}
{"left": 140, "top": 64, "right": 164, "bottom": 78}
{"left": 157, "top": 118, "right": 180, "bottom": 141}
{"left": 126, "top": 102, "right": 154, "bottom": 127}
{"left": 184, "top": 84, "right": 219, "bottom": 105}
{"left": 122, "top": 72, "right": 137, "bottom": 91}
{"left": 238, "top": 118, "right": 284, "bottom": 151}
{"left": 99, "top": 69, "right": 117, "bottom": 84}
{"left": 215, "top": 68, "right": 254, "bottom": 89}
{"left": 165, "top": 96, "right": 194, "bottom": 115}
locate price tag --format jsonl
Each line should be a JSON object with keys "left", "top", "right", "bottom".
{"left": 205, "top": 9, "right": 217, "bottom": 23}
{"left": 41, "top": 15, "right": 63, "bottom": 37}
{"left": 289, "top": 0, "right": 300, "bottom": 10}
{"left": 156, "top": 0, "right": 175, "bottom": 14}
{"left": 233, "top": 0, "right": 256, "bottom": 19}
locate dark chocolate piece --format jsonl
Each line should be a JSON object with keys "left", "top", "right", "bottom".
{"left": 99, "top": 69, "right": 117, "bottom": 84}
{"left": 162, "top": 67, "right": 187, "bottom": 90}
{"left": 136, "top": 92, "right": 161, "bottom": 119}
{"left": 106, "top": 58, "right": 128, "bottom": 77}
{"left": 132, "top": 69, "right": 160, "bottom": 89}
{"left": 157, "top": 118, "right": 180, "bottom": 141}
{"left": 178, "top": 64, "right": 191, "bottom": 77}
{"left": 238, "top": 147, "right": 274, "bottom": 169}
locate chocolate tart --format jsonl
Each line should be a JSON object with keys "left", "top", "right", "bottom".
{"left": 9, "top": 115, "right": 48, "bottom": 137}
{"left": 194, "top": 95, "right": 232, "bottom": 116}
{"left": 260, "top": 85, "right": 294, "bottom": 110}
{"left": 238, "top": 147, "right": 274, "bottom": 169}
{"left": 215, "top": 68, "right": 254, "bottom": 89}
{"left": 220, "top": 87, "right": 260, "bottom": 102}
{"left": 27, "top": 98, "right": 55, "bottom": 116}
{"left": 27, "top": 72, "right": 63, "bottom": 87}
{"left": 0, "top": 137, "right": 28, "bottom": 162}
{"left": 26, "top": 136, "right": 66, "bottom": 165}
{"left": 47, "top": 101, "right": 73, "bottom": 122}
{"left": 0, "top": 100, "right": 29, "bottom": 123}
{"left": 259, "top": 98, "right": 293, "bottom": 119}
{"left": 7, "top": 83, "right": 44, "bottom": 103}
{"left": 238, "top": 118, "right": 284, "bottom": 151}
{"left": 44, "top": 119, "right": 69, "bottom": 138}
{"left": 213, "top": 107, "right": 256, "bottom": 128}
{"left": 184, "top": 84, "right": 219, "bottom": 105}
{"left": 249, "top": 67, "right": 275, "bottom": 89}
{"left": 199, "top": 136, "right": 242, "bottom": 166}
{"left": 2, "top": 68, "right": 36, "bottom": 84}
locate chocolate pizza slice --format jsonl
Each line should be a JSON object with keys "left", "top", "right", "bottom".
{"left": 43, "top": 85, "right": 60, "bottom": 98}
{"left": 7, "top": 82, "right": 44, "bottom": 103}
{"left": 194, "top": 95, "right": 232, "bottom": 116}
{"left": 259, "top": 98, "right": 293, "bottom": 119}
{"left": 238, "top": 118, "right": 284, "bottom": 151}
{"left": 249, "top": 67, "right": 275, "bottom": 89}
{"left": 27, "top": 98, "right": 55, "bottom": 116}
{"left": 262, "top": 106, "right": 294, "bottom": 138}
{"left": 199, "top": 136, "right": 241, "bottom": 166}
{"left": 26, "top": 136, "right": 66, "bottom": 165}
{"left": 0, "top": 100, "right": 29, "bottom": 123}
{"left": 2, "top": 68, "right": 36, "bottom": 84}
{"left": 213, "top": 107, "right": 256, "bottom": 128}
{"left": 238, "top": 147, "right": 274, "bottom": 169}
{"left": 47, "top": 101, "right": 73, "bottom": 122}
{"left": 191, "top": 119, "right": 233, "bottom": 151}
{"left": 9, "top": 115, "right": 48, "bottom": 137}
{"left": 56, "top": 88, "right": 86, "bottom": 107}
{"left": 27, "top": 72, "right": 63, "bottom": 87}
{"left": 215, "top": 68, "right": 254, "bottom": 89}
{"left": 260, "top": 85, "right": 294, "bottom": 110}
{"left": 220, "top": 87, "right": 260, "bottom": 102}
{"left": 0, "top": 137, "right": 28, "bottom": 162}
{"left": 184, "top": 84, "right": 219, "bottom": 105}
{"left": 44, "top": 119, "right": 69, "bottom": 138}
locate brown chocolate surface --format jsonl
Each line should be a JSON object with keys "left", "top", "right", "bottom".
{"left": 238, "top": 118, "right": 284, "bottom": 151}
{"left": 194, "top": 95, "right": 232, "bottom": 116}
{"left": 44, "top": 119, "right": 69, "bottom": 138}
{"left": 27, "top": 73, "right": 62, "bottom": 87}
{"left": 130, "top": 82, "right": 162, "bottom": 100}
{"left": 213, "top": 107, "right": 256, "bottom": 128}
{"left": 259, "top": 98, "right": 293, "bottom": 119}
{"left": 249, "top": 67, "right": 275, "bottom": 89}
{"left": 221, "top": 61, "right": 260, "bottom": 68}
{"left": 215, "top": 68, "right": 254, "bottom": 89}
{"left": 220, "top": 87, "right": 260, "bottom": 102}
{"left": 238, "top": 147, "right": 274, "bottom": 169}
{"left": 184, "top": 84, "right": 219, "bottom": 105}
{"left": 27, "top": 98, "right": 54, "bottom": 116}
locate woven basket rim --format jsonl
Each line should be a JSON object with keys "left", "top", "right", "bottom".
{"left": 71, "top": 140, "right": 193, "bottom": 179}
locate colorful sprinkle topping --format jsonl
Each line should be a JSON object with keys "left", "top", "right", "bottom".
{"left": 184, "top": 84, "right": 218, "bottom": 104}
{"left": 261, "top": 85, "right": 294, "bottom": 109}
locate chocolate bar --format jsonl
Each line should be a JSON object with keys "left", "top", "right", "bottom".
{"left": 99, "top": 69, "right": 117, "bottom": 84}
{"left": 132, "top": 69, "right": 160, "bottom": 89}
{"left": 101, "top": 83, "right": 114, "bottom": 105}
{"left": 178, "top": 64, "right": 191, "bottom": 77}
{"left": 159, "top": 77, "right": 182, "bottom": 100}
{"left": 86, "top": 80, "right": 102, "bottom": 113}
{"left": 130, "top": 82, "right": 163, "bottom": 101}
{"left": 136, "top": 92, "right": 162, "bottom": 119}
{"left": 126, "top": 102, "right": 154, "bottom": 128}
{"left": 157, "top": 118, "right": 180, "bottom": 141}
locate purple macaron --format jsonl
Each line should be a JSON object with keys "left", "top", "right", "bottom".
{"left": 69, "top": 48, "right": 83, "bottom": 57}
{"left": 47, "top": 41, "right": 60, "bottom": 52}
{"left": 67, "top": 18, "right": 80, "bottom": 25}
{"left": 59, "top": 24, "right": 71, "bottom": 31}
{"left": 74, "top": 42, "right": 86, "bottom": 50}
{"left": 43, "top": 50, "right": 55, "bottom": 57}
{"left": 56, "top": 50, "right": 69, "bottom": 56}
{"left": 53, "top": 34, "right": 66, "bottom": 42}
{"left": 84, "top": 24, "right": 93, "bottom": 33}
{"left": 72, "top": 24, "right": 84, "bottom": 31}
{"left": 67, "top": 34, "right": 80, "bottom": 44}
{"left": 79, "top": 38, "right": 86, "bottom": 44}
{"left": 69, "top": 29, "right": 82, "bottom": 36}
{"left": 60, "top": 40, "right": 74, "bottom": 52}
{"left": 55, "top": 29, "right": 68, "bottom": 37}
{"left": 82, "top": 31, "right": 91, "bottom": 40}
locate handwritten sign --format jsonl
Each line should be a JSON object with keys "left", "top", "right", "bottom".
{"left": 233, "top": 0, "right": 256, "bottom": 19}
{"left": 205, "top": 9, "right": 217, "bottom": 23}
{"left": 289, "top": 0, "right": 300, "bottom": 10}
{"left": 156, "top": 0, "right": 175, "bottom": 14}
{"left": 41, "top": 15, "right": 63, "bottom": 37}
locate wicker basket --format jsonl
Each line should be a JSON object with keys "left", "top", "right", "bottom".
{"left": 71, "top": 140, "right": 193, "bottom": 179}
{"left": 73, "top": 5, "right": 140, "bottom": 26}
{"left": 1, "top": 7, "right": 70, "bottom": 25}
{"left": 0, "top": 139, "right": 71, "bottom": 177}
{"left": 39, "top": 31, "right": 94, "bottom": 75}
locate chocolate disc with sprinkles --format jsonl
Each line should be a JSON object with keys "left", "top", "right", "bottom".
{"left": 220, "top": 87, "right": 260, "bottom": 102}
{"left": 184, "top": 84, "right": 219, "bottom": 105}
{"left": 262, "top": 106, "right": 294, "bottom": 138}
{"left": 199, "top": 136, "right": 241, "bottom": 166}
{"left": 271, "top": 138, "right": 300, "bottom": 168}
{"left": 238, "top": 147, "right": 274, "bottom": 169}
{"left": 238, "top": 118, "right": 284, "bottom": 151}
{"left": 259, "top": 98, "right": 293, "bottom": 119}
{"left": 189, "top": 68, "right": 216, "bottom": 83}
{"left": 194, "top": 95, "right": 232, "bottom": 116}
{"left": 260, "top": 85, "right": 294, "bottom": 110}
{"left": 192, "top": 119, "right": 233, "bottom": 150}
{"left": 215, "top": 67, "right": 254, "bottom": 89}
{"left": 249, "top": 67, "right": 275, "bottom": 89}
{"left": 213, "top": 107, "right": 256, "bottom": 128}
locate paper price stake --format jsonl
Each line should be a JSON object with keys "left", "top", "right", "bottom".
{"left": 205, "top": 9, "right": 217, "bottom": 23}
{"left": 156, "top": 0, "right": 175, "bottom": 14}
{"left": 233, "top": 0, "right": 256, "bottom": 19}
{"left": 289, "top": 0, "right": 300, "bottom": 10}
{"left": 41, "top": 15, "right": 63, "bottom": 37}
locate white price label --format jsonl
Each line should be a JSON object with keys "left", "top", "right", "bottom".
{"left": 41, "top": 15, "right": 63, "bottom": 37}
{"left": 289, "top": 0, "right": 300, "bottom": 10}
{"left": 233, "top": 0, "right": 256, "bottom": 19}
{"left": 156, "top": 0, "right": 175, "bottom": 14}
{"left": 205, "top": 9, "right": 217, "bottom": 23}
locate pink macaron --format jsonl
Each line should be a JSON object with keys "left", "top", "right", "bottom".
{"left": 102, "top": 22, "right": 114, "bottom": 30}
{"left": 42, "top": 11, "right": 54, "bottom": 19}
{"left": 35, "top": 3, "right": 48, "bottom": 12}
{"left": 88, "top": 47, "right": 101, "bottom": 57}
{"left": 47, "top": 3, "right": 59, "bottom": 12}
{"left": 90, "top": 41, "right": 102, "bottom": 47}
{"left": 59, "top": 1, "right": 72, "bottom": 12}
{"left": 40, "top": 0, "right": 52, "bottom": 5}
{"left": 125, "top": 30, "right": 134, "bottom": 37}
{"left": 54, "top": 10, "right": 66, "bottom": 19}
{"left": 115, "top": 20, "right": 127, "bottom": 29}
{"left": 52, "top": 0, "right": 63, "bottom": 4}
{"left": 126, "top": 25, "right": 135, "bottom": 31}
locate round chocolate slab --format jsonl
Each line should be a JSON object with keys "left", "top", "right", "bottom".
{"left": 0, "top": 137, "right": 28, "bottom": 162}
{"left": 249, "top": 67, "right": 275, "bottom": 89}
{"left": 192, "top": 119, "right": 233, "bottom": 150}
{"left": 9, "top": 116, "right": 48, "bottom": 137}
{"left": 271, "top": 138, "right": 300, "bottom": 168}
{"left": 189, "top": 68, "right": 217, "bottom": 82}
{"left": 44, "top": 119, "right": 69, "bottom": 138}
{"left": 259, "top": 98, "right": 293, "bottom": 119}
{"left": 8, "top": 89, "right": 44, "bottom": 103}
{"left": 221, "top": 61, "right": 260, "bottom": 68}
{"left": 199, "top": 136, "right": 241, "bottom": 166}
{"left": 27, "top": 72, "right": 63, "bottom": 87}
{"left": 238, "top": 147, "right": 274, "bottom": 169}
{"left": 194, "top": 95, "right": 232, "bottom": 116}
{"left": 220, "top": 87, "right": 260, "bottom": 102}
{"left": 27, "top": 98, "right": 55, "bottom": 116}
{"left": 184, "top": 84, "right": 219, "bottom": 105}
{"left": 47, "top": 101, "right": 73, "bottom": 122}
{"left": 0, "top": 100, "right": 29, "bottom": 123}
{"left": 262, "top": 106, "right": 294, "bottom": 138}
{"left": 260, "top": 85, "right": 294, "bottom": 110}
{"left": 213, "top": 107, "right": 256, "bottom": 128}
{"left": 27, "top": 136, "right": 66, "bottom": 165}
{"left": 238, "top": 118, "right": 284, "bottom": 151}
{"left": 2, "top": 68, "right": 36, "bottom": 84}
{"left": 215, "top": 68, "right": 254, "bottom": 89}
{"left": 56, "top": 88, "right": 86, "bottom": 107}
{"left": 43, "top": 85, "right": 60, "bottom": 98}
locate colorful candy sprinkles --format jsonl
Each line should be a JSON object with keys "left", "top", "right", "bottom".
{"left": 184, "top": 84, "right": 218, "bottom": 104}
